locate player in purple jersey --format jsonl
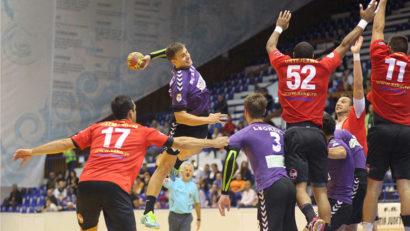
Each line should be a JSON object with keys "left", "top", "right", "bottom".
{"left": 218, "top": 93, "right": 297, "bottom": 231}
{"left": 138, "top": 43, "right": 228, "bottom": 228}
{"left": 323, "top": 113, "right": 355, "bottom": 231}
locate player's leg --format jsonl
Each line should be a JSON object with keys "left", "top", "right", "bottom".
{"left": 284, "top": 128, "right": 319, "bottom": 227}
{"left": 328, "top": 198, "right": 352, "bottom": 231}
{"left": 100, "top": 181, "right": 136, "bottom": 231}
{"left": 76, "top": 182, "right": 103, "bottom": 231}
{"left": 282, "top": 178, "right": 298, "bottom": 231}
{"left": 362, "top": 124, "right": 392, "bottom": 231}
{"left": 345, "top": 169, "right": 367, "bottom": 231}
{"left": 311, "top": 186, "right": 331, "bottom": 224}
{"left": 392, "top": 124, "right": 410, "bottom": 230}
{"left": 168, "top": 211, "right": 181, "bottom": 231}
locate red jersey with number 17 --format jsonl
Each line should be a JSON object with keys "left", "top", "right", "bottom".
{"left": 367, "top": 40, "right": 410, "bottom": 125}
{"left": 71, "top": 120, "right": 169, "bottom": 193}
{"left": 270, "top": 49, "right": 341, "bottom": 126}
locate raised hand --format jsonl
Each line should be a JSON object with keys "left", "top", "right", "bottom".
{"left": 360, "top": 0, "right": 378, "bottom": 22}
{"left": 351, "top": 36, "right": 364, "bottom": 54}
{"left": 276, "top": 10, "right": 292, "bottom": 31}
{"left": 13, "top": 149, "right": 33, "bottom": 167}
{"left": 139, "top": 55, "right": 151, "bottom": 70}
{"left": 208, "top": 113, "right": 228, "bottom": 125}
{"left": 218, "top": 194, "right": 231, "bottom": 216}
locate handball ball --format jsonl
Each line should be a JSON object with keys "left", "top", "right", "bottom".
{"left": 127, "top": 52, "right": 144, "bottom": 70}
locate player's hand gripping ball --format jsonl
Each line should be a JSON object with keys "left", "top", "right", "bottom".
{"left": 127, "top": 52, "right": 144, "bottom": 70}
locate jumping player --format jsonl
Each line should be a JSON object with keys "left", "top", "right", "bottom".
{"left": 362, "top": 0, "right": 410, "bottom": 230}
{"left": 334, "top": 36, "right": 368, "bottom": 231}
{"left": 217, "top": 93, "right": 297, "bottom": 231}
{"left": 13, "top": 95, "right": 229, "bottom": 231}
{"left": 266, "top": 4, "right": 377, "bottom": 230}
{"left": 138, "top": 43, "right": 227, "bottom": 228}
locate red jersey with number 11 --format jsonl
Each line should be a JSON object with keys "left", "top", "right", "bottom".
{"left": 367, "top": 40, "right": 410, "bottom": 125}
{"left": 71, "top": 120, "right": 169, "bottom": 193}
{"left": 270, "top": 49, "right": 341, "bottom": 126}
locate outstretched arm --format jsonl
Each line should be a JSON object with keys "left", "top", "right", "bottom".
{"left": 218, "top": 146, "right": 240, "bottom": 216}
{"left": 172, "top": 136, "right": 229, "bottom": 150}
{"left": 335, "top": 1, "right": 378, "bottom": 58}
{"left": 371, "top": 0, "right": 386, "bottom": 43}
{"left": 139, "top": 48, "right": 167, "bottom": 70}
{"left": 174, "top": 111, "right": 227, "bottom": 126}
{"left": 13, "top": 138, "right": 75, "bottom": 167}
{"left": 266, "top": 10, "right": 292, "bottom": 55}
{"left": 351, "top": 36, "right": 364, "bottom": 100}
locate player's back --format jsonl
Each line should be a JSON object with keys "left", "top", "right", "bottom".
{"left": 327, "top": 135, "right": 355, "bottom": 204}
{"left": 368, "top": 40, "right": 410, "bottom": 125}
{"left": 232, "top": 122, "right": 288, "bottom": 191}
{"left": 73, "top": 120, "right": 167, "bottom": 192}
{"left": 269, "top": 50, "right": 341, "bottom": 126}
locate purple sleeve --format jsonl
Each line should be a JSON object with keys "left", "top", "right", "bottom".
{"left": 170, "top": 70, "right": 189, "bottom": 111}
{"left": 228, "top": 131, "right": 244, "bottom": 148}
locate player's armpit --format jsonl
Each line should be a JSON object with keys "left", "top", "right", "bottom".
{"left": 328, "top": 146, "right": 347, "bottom": 159}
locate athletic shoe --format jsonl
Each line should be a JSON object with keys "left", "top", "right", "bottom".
{"left": 140, "top": 211, "right": 160, "bottom": 229}
{"left": 308, "top": 216, "right": 326, "bottom": 231}
{"left": 170, "top": 167, "right": 180, "bottom": 181}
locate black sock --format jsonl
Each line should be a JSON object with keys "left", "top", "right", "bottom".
{"left": 174, "top": 158, "right": 184, "bottom": 170}
{"left": 144, "top": 196, "right": 156, "bottom": 215}
{"left": 324, "top": 223, "right": 331, "bottom": 231}
{"left": 401, "top": 214, "right": 410, "bottom": 228}
{"left": 301, "top": 203, "right": 316, "bottom": 223}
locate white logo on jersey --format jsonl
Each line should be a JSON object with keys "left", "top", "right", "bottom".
{"left": 349, "top": 135, "right": 362, "bottom": 149}
{"left": 326, "top": 52, "right": 335, "bottom": 58}
{"left": 196, "top": 74, "right": 206, "bottom": 90}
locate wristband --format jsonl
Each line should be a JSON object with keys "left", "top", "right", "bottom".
{"left": 353, "top": 53, "right": 360, "bottom": 61}
{"left": 274, "top": 26, "right": 283, "bottom": 34}
{"left": 357, "top": 19, "right": 368, "bottom": 30}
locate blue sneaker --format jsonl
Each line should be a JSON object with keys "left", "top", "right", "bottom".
{"left": 169, "top": 167, "right": 180, "bottom": 181}
{"left": 140, "top": 211, "right": 160, "bottom": 229}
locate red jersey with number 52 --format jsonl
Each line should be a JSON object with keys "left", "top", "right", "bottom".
{"left": 71, "top": 120, "right": 169, "bottom": 193}
{"left": 270, "top": 49, "right": 341, "bottom": 126}
{"left": 367, "top": 40, "right": 410, "bottom": 125}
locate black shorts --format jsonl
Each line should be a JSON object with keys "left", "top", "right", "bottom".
{"left": 76, "top": 181, "right": 136, "bottom": 231}
{"left": 284, "top": 122, "right": 328, "bottom": 185}
{"left": 367, "top": 113, "right": 410, "bottom": 180}
{"left": 348, "top": 168, "right": 367, "bottom": 224}
{"left": 329, "top": 198, "right": 352, "bottom": 231}
{"left": 257, "top": 177, "right": 297, "bottom": 231}
{"left": 166, "top": 117, "right": 208, "bottom": 155}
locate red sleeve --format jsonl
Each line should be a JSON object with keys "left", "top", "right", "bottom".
{"left": 145, "top": 127, "right": 169, "bottom": 147}
{"left": 71, "top": 125, "right": 94, "bottom": 150}
{"left": 370, "top": 39, "right": 389, "bottom": 62}
{"left": 269, "top": 49, "right": 290, "bottom": 69}
{"left": 319, "top": 50, "right": 341, "bottom": 73}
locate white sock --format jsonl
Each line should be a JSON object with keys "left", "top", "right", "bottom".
{"left": 362, "top": 222, "right": 374, "bottom": 231}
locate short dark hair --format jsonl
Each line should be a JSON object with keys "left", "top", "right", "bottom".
{"left": 388, "top": 35, "right": 409, "bottom": 54}
{"left": 322, "top": 112, "right": 336, "bottom": 136}
{"left": 111, "top": 95, "right": 135, "bottom": 119}
{"left": 244, "top": 93, "right": 267, "bottom": 119}
{"left": 293, "top": 41, "right": 314, "bottom": 58}
{"left": 166, "top": 42, "right": 185, "bottom": 61}
{"left": 340, "top": 94, "right": 353, "bottom": 106}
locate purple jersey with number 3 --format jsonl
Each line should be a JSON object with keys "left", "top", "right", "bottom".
{"left": 228, "top": 122, "right": 288, "bottom": 191}
{"left": 169, "top": 66, "right": 210, "bottom": 116}
{"left": 334, "top": 129, "right": 366, "bottom": 170}
{"left": 327, "top": 134, "right": 355, "bottom": 204}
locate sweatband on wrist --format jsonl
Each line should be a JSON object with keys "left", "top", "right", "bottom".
{"left": 274, "top": 26, "right": 283, "bottom": 34}
{"left": 357, "top": 19, "right": 368, "bottom": 30}
{"left": 353, "top": 53, "right": 360, "bottom": 61}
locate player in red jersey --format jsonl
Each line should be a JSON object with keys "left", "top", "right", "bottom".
{"left": 362, "top": 0, "right": 410, "bottom": 230}
{"left": 13, "top": 95, "right": 228, "bottom": 231}
{"left": 334, "top": 36, "right": 368, "bottom": 231}
{"left": 266, "top": 3, "right": 377, "bottom": 230}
